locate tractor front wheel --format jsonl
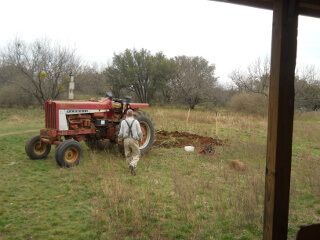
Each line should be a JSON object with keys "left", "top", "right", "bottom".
{"left": 55, "top": 140, "right": 83, "bottom": 168}
{"left": 25, "top": 135, "right": 51, "bottom": 159}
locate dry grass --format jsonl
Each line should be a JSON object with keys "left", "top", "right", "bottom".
{"left": 150, "top": 108, "right": 268, "bottom": 141}
{"left": 1, "top": 107, "right": 319, "bottom": 239}
{"left": 67, "top": 108, "right": 271, "bottom": 239}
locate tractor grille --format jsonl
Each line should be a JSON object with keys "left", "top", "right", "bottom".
{"left": 45, "top": 101, "right": 57, "bottom": 129}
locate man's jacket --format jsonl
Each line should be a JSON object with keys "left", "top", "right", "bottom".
{"left": 118, "top": 117, "right": 143, "bottom": 140}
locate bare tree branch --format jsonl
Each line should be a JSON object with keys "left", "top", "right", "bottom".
{"left": 0, "top": 37, "right": 81, "bottom": 106}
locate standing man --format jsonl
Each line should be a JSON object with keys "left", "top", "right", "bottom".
{"left": 118, "top": 109, "right": 143, "bottom": 175}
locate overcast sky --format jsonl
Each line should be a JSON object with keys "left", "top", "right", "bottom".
{"left": 1, "top": 0, "right": 320, "bottom": 85}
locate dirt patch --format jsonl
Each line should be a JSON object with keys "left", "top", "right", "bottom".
{"left": 153, "top": 130, "right": 225, "bottom": 150}
{"left": 230, "top": 160, "right": 248, "bottom": 171}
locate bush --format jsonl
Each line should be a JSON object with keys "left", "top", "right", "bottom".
{"left": 0, "top": 85, "right": 36, "bottom": 108}
{"left": 228, "top": 93, "right": 268, "bottom": 115}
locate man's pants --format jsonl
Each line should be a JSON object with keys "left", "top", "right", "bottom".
{"left": 124, "top": 138, "right": 140, "bottom": 168}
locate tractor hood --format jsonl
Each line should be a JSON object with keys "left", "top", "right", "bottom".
{"left": 48, "top": 98, "right": 113, "bottom": 110}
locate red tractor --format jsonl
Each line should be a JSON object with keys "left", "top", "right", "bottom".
{"left": 25, "top": 92, "right": 155, "bottom": 167}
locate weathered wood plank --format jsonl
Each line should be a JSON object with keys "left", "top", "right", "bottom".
{"left": 300, "top": 0, "right": 320, "bottom": 17}
{"left": 296, "top": 224, "right": 320, "bottom": 239}
{"left": 300, "top": 0, "right": 320, "bottom": 6}
{"left": 299, "top": 3, "right": 320, "bottom": 18}
{"left": 211, "top": 0, "right": 320, "bottom": 17}
{"left": 211, "top": 0, "right": 273, "bottom": 10}
{"left": 263, "top": 0, "right": 298, "bottom": 239}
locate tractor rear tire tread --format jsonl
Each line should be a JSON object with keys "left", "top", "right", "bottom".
{"left": 135, "top": 111, "right": 153, "bottom": 121}
{"left": 134, "top": 110, "right": 155, "bottom": 155}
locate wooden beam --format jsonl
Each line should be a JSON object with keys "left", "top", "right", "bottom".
{"left": 263, "top": 0, "right": 298, "bottom": 239}
{"left": 211, "top": 0, "right": 320, "bottom": 18}
{"left": 299, "top": 0, "right": 320, "bottom": 17}
{"left": 210, "top": 0, "right": 273, "bottom": 10}
{"left": 300, "top": 0, "right": 320, "bottom": 6}
{"left": 299, "top": 2, "right": 320, "bottom": 18}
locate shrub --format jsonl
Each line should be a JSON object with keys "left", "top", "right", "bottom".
{"left": 228, "top": 93, "right": 268, "bottom": 115}
{"left": 0, "top": 85, "right": 36, "bottom": 108}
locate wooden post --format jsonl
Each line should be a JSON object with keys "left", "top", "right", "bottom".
{"left": 263, "top": 0, "right": 298, "bottom": 239}
{"left": 68, "top": 73, "right": 74, "bottom": 100}
{"left": 186, "top": 108, "right": 191, "bottom": 123}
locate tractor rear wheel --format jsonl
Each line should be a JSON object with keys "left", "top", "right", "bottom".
{"left": 55, "top": 140, "right": 83, "bottom": 168}
{"left": 25, "top": 135, "right": 51, "bottom": 159}
{"left": 134, "top": 111, "right": 155, "bottom": 154}
{"left": 84, "top": 137, "right": 114, "bottom": 151}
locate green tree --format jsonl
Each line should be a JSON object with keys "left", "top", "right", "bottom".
{"left": 295, "top": 65, "right": 320, "bottom": 110}
{"left": 104, "top": 53, "right": 128, "bottom": 98}
{"left": 172, "top": 56, "right": 218, "bottom": 109}
{"left": 104, "top": 49, "right": 176, "bottom": 102}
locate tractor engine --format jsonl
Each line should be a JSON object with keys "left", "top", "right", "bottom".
{"left": 40, "top": 98, "right": 114, "bottom": 142}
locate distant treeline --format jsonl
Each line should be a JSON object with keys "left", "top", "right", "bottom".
{"left": 1, "top": 37, "right": 319, "bottom": 113}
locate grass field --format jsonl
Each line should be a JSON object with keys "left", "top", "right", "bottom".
{"left": 0, "top": 107, "right": 319, "bottom": 240}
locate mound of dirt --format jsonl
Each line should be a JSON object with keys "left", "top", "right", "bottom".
{"left": 230, "top": 160, "right": 248, "bottom": 171}
{"left": 153, "top": 130, "right": 225, "bottom": 149}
